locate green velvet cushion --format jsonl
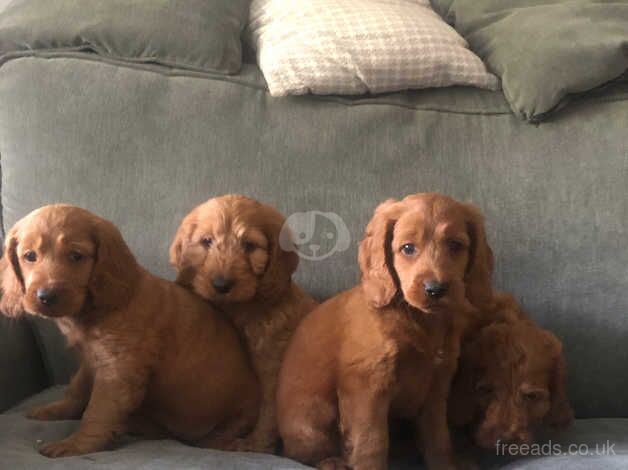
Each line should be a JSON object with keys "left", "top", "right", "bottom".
{"left": 430, "top": 0, "right": 628, "bottom": 121}
{"left": 0, "top": 0, "right": 250, "bottom": 74}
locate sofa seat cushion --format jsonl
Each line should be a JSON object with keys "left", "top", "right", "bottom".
{"left": 1, "top": 386, "right": 311, "bottom": 469}
{"left": 3, "top": 387, "right": 628, "bottom": 469}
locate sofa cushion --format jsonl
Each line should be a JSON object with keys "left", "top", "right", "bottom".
{"left": 430, "top": 0, "right": 628, "bottom": 121}
{"left": 0, "top": 317, "right": 47, "bottom": 411}
{"left": 0, "top": 0, "right": 250, "bottom": 74}
{"left": 3, "top": 387, "right": 628, "bottom": 469}
{"left": 1, "top": 386, "right": 313, "bottom": 469}
{"left": 247, "top": 0, "right": 498, "bottom": 96}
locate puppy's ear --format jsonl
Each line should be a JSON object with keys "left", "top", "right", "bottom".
{"left": 546, "top": 342, "right": 574, "bottom": 429}
{"left": 88, "top": 218, "right": 139, "bottom": 311}
{"left": 258, "top": 206, "right": 299, "bottom": 299}
{"left": 464, "top": 203, "right": 494, "bottom": 309}
{"left": 0, "top": 226, "right": 26, "bottom": 317}
{"left": 358, "top": 199, "right": 404, "bottom": 308}
{"left": 169, "top": 217, "right": 196, "bottom": 269}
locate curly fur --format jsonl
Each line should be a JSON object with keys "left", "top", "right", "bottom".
{"left": 277, "top": 193, "right": 494, "bottom": 470}
{"left": 449, "top": 300, "right": 574, "bottom": 449}
{"left": 0, "top": 205, "right": 259, "bottom": 457}
{"left": 170, "top": 195, "right": 317, "bottom": 452}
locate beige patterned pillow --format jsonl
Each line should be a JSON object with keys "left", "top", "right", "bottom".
{"left": 247, "top": 0, "right": 499, "bottom": 97}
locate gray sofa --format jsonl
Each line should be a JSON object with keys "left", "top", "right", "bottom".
{"left": 0, "top": 33, "right": 627, "bottom": 470}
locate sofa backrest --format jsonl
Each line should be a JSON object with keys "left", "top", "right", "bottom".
{"left": 1, "top": 57, "right": 627, "bottom": 418}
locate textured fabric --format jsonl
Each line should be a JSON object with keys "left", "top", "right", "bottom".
{"left": 3, "top": 387, "right": 628, "bottom": 469}
{"left": 430, "top": 0, "right": 628, "bottom": 121}
{"left": 0, "top": 387, "right": 313, "bottom": 470}
{"left": 247, "top": 0, "right": 498, "bottom": 96}
{"left": 0, "top": 0, "right": 250, "bottom": 74}
{"left": 0, "top": 317, "right": 46, "bottom": 411}
{"left": 0, "top": 57, "right": 627, "bottom": 418}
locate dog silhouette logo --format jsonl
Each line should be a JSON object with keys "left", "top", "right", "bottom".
{"left": 280, "top": 211, "right": 351, "bottom": 261}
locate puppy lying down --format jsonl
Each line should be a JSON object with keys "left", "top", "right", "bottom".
{"left": 0, "top": 205, "right": 259, "bottom": 457}
{"left": 449, "top": 307, "right": 574, "bottom": 450}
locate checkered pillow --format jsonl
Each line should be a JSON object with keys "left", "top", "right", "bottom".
{"left": 247, "top": 0, "right": 499, "bottom": 97}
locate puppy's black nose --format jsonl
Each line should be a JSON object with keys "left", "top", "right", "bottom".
{"left": 37, "top": 288, "right": 59, "bottom": 306}
{"left": 212, "top": 277, "right": 234, "bottom": 294}
{"left": 424, "top": 281, "right": 448, "bottom": 299}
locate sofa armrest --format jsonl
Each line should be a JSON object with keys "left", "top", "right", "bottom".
{"left": 0, "top": 316, "right": 47, "bottom": 412}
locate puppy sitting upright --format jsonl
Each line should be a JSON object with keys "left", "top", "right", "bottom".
{"left": 277, "top": 193, "right": 494, "bottom": 470}
{"left": 169, "top": 195, "right": 317, "bottom": 452}
{"left": 0, "top": 205, "right": 259, "bottom": 457}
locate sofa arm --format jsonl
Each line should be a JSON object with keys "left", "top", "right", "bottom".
{"left": 0, "top": 316, "right": 47, "bottom": 412}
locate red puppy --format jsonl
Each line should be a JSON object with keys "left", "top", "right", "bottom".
{"left": 277, "top": 193, "right": 494, "bottom": 470}
{"left": 0, "top": 205, "right": 259, "bottom": 457}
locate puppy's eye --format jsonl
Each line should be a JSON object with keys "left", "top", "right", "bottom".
{"left": 475, "top": 382, "right": 493, "bottom": 396}
{"left": 242, "top": 240, "right": 257, "bottom": 253}
{"left": 69, "top": 251, "right": 84, "bottom": 262}
{"left": 522, "top": 390, "right": 544, "bottom": 402}
{"left": 200, "top": 237, "right": 213, "bottom": 248}
{"left": 23, "top": 251, "right": 37, "bottom": 263}
{"left": 447, "top": 239, "right": 466, "bottom": 253}
{"left": 400, "top": 243, "right": 417, "bottom": 256}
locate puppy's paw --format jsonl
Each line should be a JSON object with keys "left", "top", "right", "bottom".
{"left": 28, "top": 401, "right": 81, "bottom": 421}
{"left": 39, "top": 438, "right": 85, "bottom": 458}
{"left": 317, "top": 457, "right": 351, "bottom": 470}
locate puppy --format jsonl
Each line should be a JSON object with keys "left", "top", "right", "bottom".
{"left": 277, "top": 193, "right": 495, "bottom": 470}
{"left": 0, "top": 205, "right": 259, "bottom": 457}
{"left": 449, "top": 317, "right": 574, "bottom": 450}
{"left": 169, "top": 195, "right": 317, "bottom": 452}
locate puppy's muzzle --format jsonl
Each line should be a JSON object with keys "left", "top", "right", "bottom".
{"left": 211, "top": 276, "right": 235, "bottom": 294}
{"left": 423, "top": 281, "right": 448, "bottom": 299}
{"left": 36, "top": 287, "right": 60, "bottom": 306}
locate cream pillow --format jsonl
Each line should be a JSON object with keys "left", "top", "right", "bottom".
{"left": 248, "top": 0, "right": 499, "bottom": 97}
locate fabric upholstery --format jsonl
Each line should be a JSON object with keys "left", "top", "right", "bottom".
{"left": 0, "top": 316, "right": 46, "bottom": 412}
{"left": 3, "top": 387, "right": 628, "bottom": 469}
{"left": 0, "top": 0, "right": 250, "bottom": 74}
{"left": 1, "top": 387, "right": 313, "bottom": 469}
{"left": 430, "top": 0, "right": 628, "bottom": 121}
{"left": 247, "top": 0, "right": 498, "bottom": 96}
{"left": 0, "top": 56, "right": 627, "bottom": 420}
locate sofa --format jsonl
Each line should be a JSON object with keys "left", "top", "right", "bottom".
{"left": 0, "top": 2, "right": 627, "bottom": 469}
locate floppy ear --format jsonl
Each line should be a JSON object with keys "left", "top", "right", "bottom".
{"left": 546, "top": 345, "right": 574, "bottom": 429}
{"left": 169, "top": 215, "right": 197, "bottom": 269}
{"left": 169, "top": 227, "right": 184, "bottom": 268}
{"left": 464, "top": 203, "right": 495, "bottom": 309}
{"left": 358, "top": 199, "right": 404, "bottom": 308}
{"left": 169, "top": 219, "right": 198, "bottom": 287}
{"left": 88, "top": 218, "right": 140, "bottom": 311}
{"left": 0, "top": 227, "right": 26, "bottom": 317}
{"left": 258, "top": 206, "right": 299, "bottom": 300}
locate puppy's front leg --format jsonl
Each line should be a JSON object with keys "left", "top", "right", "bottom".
{"left": 336, "top": 376, "right": 391, "bottom": 470}
{"left": 228, "top": 375, "right": 276, "bottom": 452}
{"left": 417, "top": 386, "right": 456, "bottom": 470}
{"left": 29, "top": 362, "right": 93, "bottom": 421}
{"left": 417, "top": 341, "right": 464, "bottom": 469}
{"left": 39, "top": 366, "right": 148, "bottom": 458}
